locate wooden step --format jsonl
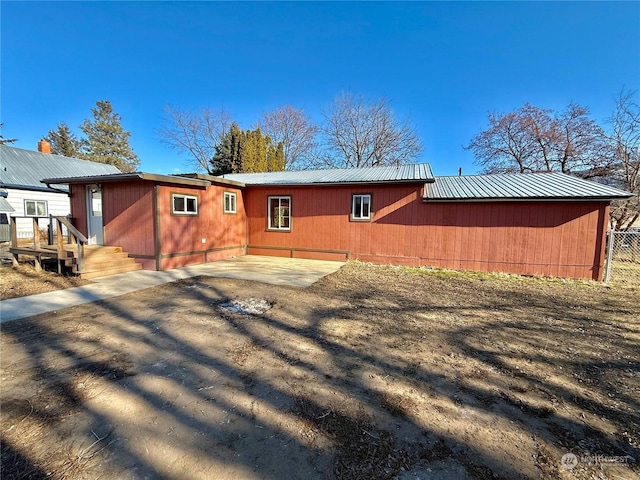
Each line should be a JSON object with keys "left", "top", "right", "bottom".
{"left": 71, "top": 256, "right": 140, "bottom": 272}
{"left": 79, "top": 262, "right": 142, "bottom": 280}
{"left": 65, "top": 252, "right": 132, "bottom": 267}
{"left": 58, "top": 245, "right": 123, "bottom": 254}
{"left": 60, "top": 244, "right": 143, "bottom": 279}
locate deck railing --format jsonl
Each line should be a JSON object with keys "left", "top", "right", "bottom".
{"left": 55, "top": 216, "right": 88, "bottom": 273}
{"left": 8, "top": 215, "right": 88, "bottom": 273}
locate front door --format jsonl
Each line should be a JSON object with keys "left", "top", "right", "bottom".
{"left": 87, "top": 185, "right": 103, "bottom": 245}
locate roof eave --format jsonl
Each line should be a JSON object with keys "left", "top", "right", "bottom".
{"left": 176, "top": 173, "right": 246, "bottom": 188}
{"left": 41, "top": 173, "right": 211, "bottom": 188}
{"left": 1, "top": 182, "right": 69, "bottom": 193}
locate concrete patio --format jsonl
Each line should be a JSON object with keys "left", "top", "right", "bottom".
{"left": 0, "top": 255, "right": 345, "bottom": 323}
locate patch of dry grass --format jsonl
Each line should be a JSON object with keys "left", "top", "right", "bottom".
{"left": 0, "top": 264, "right": 90, "bottom": 300}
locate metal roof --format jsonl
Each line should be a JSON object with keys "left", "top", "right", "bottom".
{"left": 0, "top": 188, "right": 14, "bottom": 211}
{"left": 221, "top": 163, "right": 435, "bottom": 185}
{"left": 0, "top": 145, "right": 120, "bottom": 192}
{"left": 0, "top": 197, "right": 14, "bottom": 212}
{"left": 42, "top": 172, "right": 211, "bottom": 188}
{"left": 425, "top": 172, "right": 633, "bottom": 201}
{"left": 175, "top": 173, "right": 246, "bottom": 188}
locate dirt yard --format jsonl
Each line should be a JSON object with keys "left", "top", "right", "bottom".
{"left": 1, "top": 263, "right": 639, "bottom": 479}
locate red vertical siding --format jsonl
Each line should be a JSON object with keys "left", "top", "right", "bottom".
{"left": 70, "top": 179, "right": 611, "bottom": 280}
{"left": 102, "top": 181, "right": 156, "bottom": 257}
{"left": 69, "top": 184, "right": 87, "bottom": 236}
{"left": 244, "top": 184, "right": 610, "bottom": 280}
{"left": 157, "top": 183, "right": 246, "bottom": 269}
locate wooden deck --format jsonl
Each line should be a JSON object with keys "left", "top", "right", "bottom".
{"left": 10, "top": 244, "right": 142, "bottom": 279}
{"left": 8, "top": 215, "right": 142, "bottom": 279}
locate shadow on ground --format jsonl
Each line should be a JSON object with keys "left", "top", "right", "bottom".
{"left": 1, "top": 263, "right": 639, "bottom": 479}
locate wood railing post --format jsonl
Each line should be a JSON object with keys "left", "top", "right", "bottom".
{"left": 48, "top": 215, "right": 54, "bottom": 245}
{"left": 56, "top": 217, "right": 65, "bottom": 273}
{"left": 77, "top": 242, "right": 84, "bottom": 274}
{"left": 10, "top": 216, "right": 18, "bottom": 267}
{"left": 31, "top": 217, "right": 42, "bottom": 271}
{"left": 52, "top": 216, "right": 89, "bottom": 275}
{"left": 33, "top": 217, "right": 40, "bottom": 249}
{"left": 56, "top": 218, "right": 64, "bottom": 254}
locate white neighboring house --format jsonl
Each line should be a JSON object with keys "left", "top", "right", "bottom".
{"left": 0, "top": 141, "right": 120, "bottom": 241}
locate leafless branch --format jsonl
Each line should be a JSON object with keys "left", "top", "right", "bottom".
{"left": 157, "top": 105, "right": 233, "bottom": 173}
{"left": 320, "top": 92, "right": 422, "bottom": 168}
{"left": 258, "top": 105, "right": 318, "bottom": 170}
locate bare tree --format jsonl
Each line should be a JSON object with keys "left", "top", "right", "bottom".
{"left": 258, "top": 105, "right": 318, "bottom": 170}
{"left": 466, "top": 102, "right": 609, "bottom": 177}
{"left": 608, "top": 90, "right": 640, "bottom": 230}
{"left": 320, "top": 93, "right": 422, "bottom": 168}
{"left": 157, "top": 106, "right": 233, "bottom": 173}
{"left": 553, "top": 103, "right": 611, "bottom": 177}
{"left": 465, "top": 105, "right": 544, "bottom": 174}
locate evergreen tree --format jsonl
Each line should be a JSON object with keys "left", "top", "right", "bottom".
{"left": 45, "top": 122, "right": 82, "bottom": 157}
{"left": 270, "top": 142, "right": 286, "bottom": 171}
{"left": 211, "top": 122, "right": 244, "bottom": 175}
{"left": 79, "top": 100, "right": 140, "bottom": 172}
{"left": 243, "top": 129, "right": 268, "bottom": 172}
{"left": 210, "top": 125, "right": 286, "bottom": 174}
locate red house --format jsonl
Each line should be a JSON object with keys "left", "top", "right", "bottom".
{"left": 43, "top": 164, "right": 632, "bottom": 281}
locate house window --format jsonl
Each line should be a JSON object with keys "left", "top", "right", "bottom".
{"left": 224, "top": 192, "right": 237, "bottom": 214}
{"left": 268, "top": 196, "right": 291, "bottom": 231}
{"left": 25, "top": 200, "right": 48, "bottom": 217}
{"left": 172, "top": 193, "right": 198, "bottom": 215}
{"left": 351, "top": 194, "right": 371, "bottom": 221}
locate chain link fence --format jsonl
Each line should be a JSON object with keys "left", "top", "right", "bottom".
{"left": 605, "top": 230, "right": 640, "bottom": 284}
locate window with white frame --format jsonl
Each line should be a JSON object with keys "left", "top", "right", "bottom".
{"left": 172, "top": 193, "right": 198, "bottom": 215}
{"left": 268, "top": 196, "right": 291, "bottom": 230}
{"left": 224, "top": 192, "right": 237, "bottom": 214}
{"left": 25, "top": 200, "right": 48, "bottom": 217}
{"left": 351, "top": 194, "right": 371, "bottom": 220}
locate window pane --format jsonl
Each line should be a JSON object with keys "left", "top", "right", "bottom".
{"left": 186, "top": 197, "right": 196, "bottom": 213}
{"left": 225, "top": 193, "right": 236, "bottom": 213}
{"left": 275, "top": 206, "right": 284, "bottom": 228}
{"left": 26, "top": 202, "right": 35, "bottom": 216}
{"left": 352, "top": 195, "right": 370, "bottom": 219}
{"left": 269, "top": 197, "right": 290, "bottom": 229}
{"left": 354, "top": 197, "right": 362, "bottom": 217}
{"left": 362, "top": 196, "right": 370, "bottom": 217}
{"left": 269, "top": 199, "right": 278, "bottom": 228}
{"left": 91, "top": 191, "right": 102, "bottom": 216}
{"left": 37, "top": 202, "right": 47, "bottom": 216}
{"left": 174, "top": 196, "right": 185, "bottom": 212}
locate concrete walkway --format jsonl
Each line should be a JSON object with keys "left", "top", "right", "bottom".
{"left": 0, "top": 256, "right": 344, "bottom": 323}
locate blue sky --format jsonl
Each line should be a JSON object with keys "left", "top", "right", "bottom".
{"left": 2, "top": 1, "right": 639, "bottom": 175}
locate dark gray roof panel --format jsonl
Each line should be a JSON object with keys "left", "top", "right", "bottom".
{"left": 426, "top": 172, "right": 633, "bottom": 201}
{"left": 0, "top": 145, "right": 120, "bottom": 191}
{"left": 221, "top": 163, "right": 435, "bottom": 185}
